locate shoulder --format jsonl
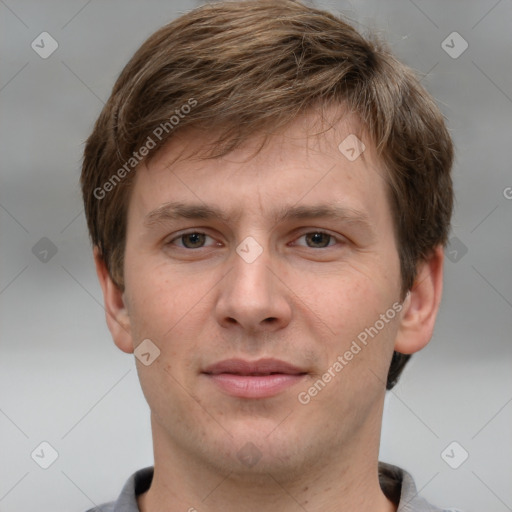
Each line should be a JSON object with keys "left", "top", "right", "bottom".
{"left": 85, "top": 505, "right": 115, "bottom": 512}
{"left": 379, "top": 461, "right": 464, "bottom": 512}
{"left": 84, "top": 467, "right": 154, "bottom": 512}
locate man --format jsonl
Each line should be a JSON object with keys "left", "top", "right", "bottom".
{"left": 81, "top": 1, "right": 456, "bottom": 510}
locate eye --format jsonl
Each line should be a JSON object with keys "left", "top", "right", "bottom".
{"left": 167, "top": 230, "right": 342, "bottom": 250}
{"left": 294, "top": 231, "right": 338, "bottom": 248}
{"left": 168, "top": 231, "right": 216, "bottom": 249}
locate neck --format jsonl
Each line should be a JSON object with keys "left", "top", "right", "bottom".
{"left": 138, "top": 405, "right": 397, "bottom": 512}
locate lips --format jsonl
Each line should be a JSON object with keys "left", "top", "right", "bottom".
{"left": 203, "top": 358, "right": 306, "bottom": 376}
{"left": 202, "top": 358, "right": 307, "bottom": 399}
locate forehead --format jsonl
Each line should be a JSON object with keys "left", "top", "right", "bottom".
{"left": 127, "top": 107, "right": 390, "bottom": 226}
{"left": 148, "top": 106, "right": 374, "bottom": 171}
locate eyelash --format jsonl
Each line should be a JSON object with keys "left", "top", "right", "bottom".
{"left": 167, "top": 230, "right": 342, "bottom": 249}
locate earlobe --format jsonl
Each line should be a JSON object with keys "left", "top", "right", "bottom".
{"left": 93, "top": 247, "right": 134, "bottom": 354}
{"left": 394, "top": 246, "right": 444, "bottom": 355}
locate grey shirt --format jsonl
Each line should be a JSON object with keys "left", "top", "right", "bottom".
{"left": 86, "top": 463, "right": 455, "bottom": 511}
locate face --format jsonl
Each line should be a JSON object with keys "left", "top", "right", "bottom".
{"left": 111, "top": 110, "right": 408, "bottom": 476}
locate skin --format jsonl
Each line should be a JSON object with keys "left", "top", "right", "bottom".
{"left": 95, "top": 108, "right": 444, "bottom": 512}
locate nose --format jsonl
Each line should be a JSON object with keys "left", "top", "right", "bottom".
{"left": 215, "top": 240, "right": 292, "bottom": 334}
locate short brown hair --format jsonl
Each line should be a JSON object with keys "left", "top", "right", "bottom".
{"left": 81, "top": 0, "right": 454, "bottom": 389}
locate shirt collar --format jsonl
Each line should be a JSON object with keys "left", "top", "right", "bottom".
{"left": 106, "top": 463, "right": 447, "bottom": 512}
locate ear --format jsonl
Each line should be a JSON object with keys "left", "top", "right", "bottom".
{"left": 394, "top": 245, "right": 444, "bottom": 354}
{"left": 93, "top": 247, "right": 134, "bottom": 354}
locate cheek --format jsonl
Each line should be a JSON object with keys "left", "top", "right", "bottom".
{"left": 125, "top": 264, "right": 211, "bottom": 374}
{"left": 301, "top": 268, "right": 394, "bottom": 332}
{"left": 303, "top": 279, "right": 400, "bottom": 409}
{"left": 124, "top": 256, "right": 190, "bottom": 334}
{"left": 302, "top": 268, "right": 400, "bottom": 376}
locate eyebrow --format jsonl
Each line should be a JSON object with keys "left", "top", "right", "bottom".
{"left": 144, "top": 201, "right": 375, "bottom": 235}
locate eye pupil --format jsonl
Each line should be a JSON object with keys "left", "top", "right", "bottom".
{"left": 306, "top": 232, "right": 330, "bottom": 248}
{"left": 183, "top": 233, "right": 205, "bottom": 248}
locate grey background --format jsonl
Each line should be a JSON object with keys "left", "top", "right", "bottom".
{"left": 1, "top": 0, "right": 511, "bottom": 511}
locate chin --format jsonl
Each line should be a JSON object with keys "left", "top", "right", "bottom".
{"left": 200, "top": 426, "right": 308, "bottom": 479}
